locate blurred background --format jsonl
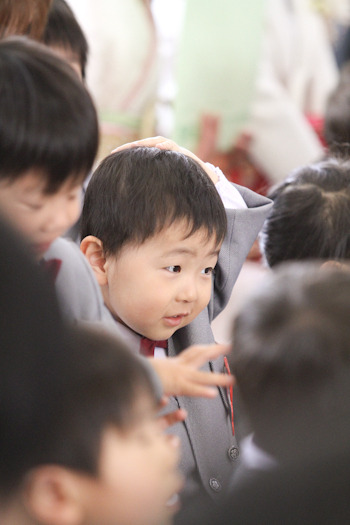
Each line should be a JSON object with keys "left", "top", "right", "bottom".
{"left": 67, "top": 0, "right": 350, "bottom": 341}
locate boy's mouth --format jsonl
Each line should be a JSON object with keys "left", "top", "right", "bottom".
{"left": 32, "top": 240, "right": 54, "bottom": 256}
{"left": 163, "top": 314, "right": 189, "bottom": 327}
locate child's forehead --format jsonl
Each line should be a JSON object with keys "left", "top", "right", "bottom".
{"left": 1, "top": 169, "right": 83, "bottom": 195}
{"left": 149, "top": 219, "right": 220, "bottom": 247}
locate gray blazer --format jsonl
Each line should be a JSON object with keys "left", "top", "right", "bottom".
{"left": 166, "top": 185, "right": 273, "bottom": 503}
{"left": 45, "top": 185, "right": 273, "bottom": 504}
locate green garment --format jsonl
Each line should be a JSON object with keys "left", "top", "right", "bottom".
{"left": 173, "top": 0, "right": 266, "bottom": 151}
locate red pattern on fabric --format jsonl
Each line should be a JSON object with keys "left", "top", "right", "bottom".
{"left": 140, "top": 337, "right": 168, "bottom": 357}
{"left": 40, "top": 258, "right": 62, "bottom": 282}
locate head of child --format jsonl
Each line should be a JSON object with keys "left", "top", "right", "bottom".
{"left": 80, "top": 147, "right": 227, "bottom": 341}
{"left": 43, "top": 0, "right": 88, "bottom": 80}
{"left": 229, "top": 262, "right": 350, "bottom": 462}
{"left": 0, "top": 36, "right": 98, "bottom": 259}
{"left": 260, "top": 157, "right": 350, "bottom": 268}
{"left": 1, "top": 327, "right": 182, "bottom": 525}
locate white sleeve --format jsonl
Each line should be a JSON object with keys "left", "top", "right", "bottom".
{"left": 245, "top": 0, "right": 334, "bottom": 184}
{"left": 207, "top": 163, "right": 248, "bottom": 209}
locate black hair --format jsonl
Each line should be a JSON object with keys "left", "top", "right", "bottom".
{"left": 41, "top": 327, "right": 158, "bottom": 475}
{"left": 43, "top": 0, "right": 88, "bottom": 79}
{"left": 260, "top": 158, "right": 350, "bottom": 267}
{"left": 0, "top": 35, "right": 98, "bottom": 193}
{"left": 81, "top": 147, "right": 227, "bottom": 256}
{"left": 230, "top": 262, "right": 350, "bottom": 457}
{"left": 0, "top": 213, "right": 70, "bottom": 497}
{"left": 0, "top": 220, "right": 157, "bottom": 495}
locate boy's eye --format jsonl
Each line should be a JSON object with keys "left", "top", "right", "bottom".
{"left": 25, "top": 202, "right": 43, "bottom": 211}
{"left": 202, "top": 267, "right": 214, "bottom": 275}
{"left": 68, "top": 189, "right": 82, "bottom": 201}
{"left": 166, "top": 265, "right": 181, "bottom": 273}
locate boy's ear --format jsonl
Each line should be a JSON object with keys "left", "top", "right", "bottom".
{"left": 23, "top": 466, "right": 84, "bottom": 525}
{"left": 80, "top": 236, "right": 108, "bottom": 286}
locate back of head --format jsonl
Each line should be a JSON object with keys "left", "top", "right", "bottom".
{"left": 230, "top": 262, "right": 350, "bottom": 458}
{"left": 41, "top": 326, "right": 158, "bottom": 475}
{"left": 260, "top": 158, "right": 350, "bottom": 267}
{"left": 0, "top": 213, "right": 69, "bottom": 497}
{"left": 43, "top": 0, "right": 88, "bottom": 79}
{"left": 0, "top": 35, "right": 98, "bottom": 192}
{"left": 81, "top": 147, "right": 226, "bottom": 256}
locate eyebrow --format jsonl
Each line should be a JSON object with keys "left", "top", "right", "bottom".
{"left": 161, "top": 247, "right": 220, "bottom": 258}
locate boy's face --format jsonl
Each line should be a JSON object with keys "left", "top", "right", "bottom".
{"left": 103, "top": 220, "right": 220, "bottom": 340}
{"left": 72, "top": 397, "right": 182, "bottom": 525}
{"left": 0, "top": 170, "right": 82, "bottom": 258}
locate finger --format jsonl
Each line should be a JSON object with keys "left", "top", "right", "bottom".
{"left": 179, "top": 343, "right": 232, "bottom": 366}
{"left": 155, "top": 139, "right": 177, "bottom": 151}
{"left": 178, "top": 383, "right": 219, "bottom": 398}
{"left": 181, "top": 368, "right": 234, "bottom": 388}
{"left": 158, "top": 395, "right": 170, "bottom": 409}
{"left": 111, "top": 136, "right": 167, "bottom": 153}
{"left": 159, "top": 408, "right": 188, "bottom": 428}
{"left": 191, "top": 370, "right": 234, "bottom": 387}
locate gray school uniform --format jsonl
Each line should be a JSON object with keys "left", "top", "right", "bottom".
{"left": 165, "top": 186, "right": 273, "bottom": 503}
{"left": 44, "top": 185, "right": 273, "bottom": 503}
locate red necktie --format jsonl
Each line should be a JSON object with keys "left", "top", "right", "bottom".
{"left": 39, "top": 258, "right": 62, "bottom": 282}
{"left": 140, "top": 337, "right": 168, "bottom": 357}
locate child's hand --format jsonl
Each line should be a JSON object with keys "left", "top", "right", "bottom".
{"left": 158, "top": 397, "right": 188, "bottom": 428}
{"left": 112, "top": 136, "right": 219, "bottom": 184}
{"left": 149, "top": 343, "right": 234, "bottom": 398}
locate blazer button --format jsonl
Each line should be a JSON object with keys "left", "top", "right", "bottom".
{"left": 228, "top": 446, "right": 239, "bottom": 461}
{"left": 209, "top": 478, "right": 222, "bottom": 492}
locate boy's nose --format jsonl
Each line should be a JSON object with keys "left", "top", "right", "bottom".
{"left": 176, "top": 280, "right": 198, "bottom": 303}
{"left": 46, "top": 204, "right": 80, "bottom": 234}
{"left": 49, "top": 211, "right": 71, "bottom": 231}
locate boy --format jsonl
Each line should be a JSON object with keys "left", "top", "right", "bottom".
{"left": 0, "top": 36, "right": 237, "bottom": 401}
{"left": 80, "top": 139, "right": 272, "bottom": 502}
{"left": 0, "top": 35, "right": 108, "bottom": 322}
{"left": 260, "top": 157, "right": 350, "bottom": 268}
{"left": 179, "top": 262, "right": 350, "bottom": 524}
{"left": 0, "top": 35, "right": 98, "bottom": 260}
{"left": 1, "top": 306, "right": 182, "bottom": 524}
{"left": 229, "top": 262, "right": 350, "bottom": 484}
{"left": 43, "top": 0, "right": 89, "bottom": 81}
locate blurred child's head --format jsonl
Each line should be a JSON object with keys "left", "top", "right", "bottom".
{"left": 260, "top": 158, "right": 350, "bottom": 268}
{"left": 43, "top": 0, "right": 88, "bottom": 80}
{"left": 0, "top": 36, "right": 98, "bottom": 257}
{"left": 2, "top": 326, "right": 182, "bottom": 525}
{"left": 0, "top": 212, "right": 71, "bottom": 518}
{"left": 81, "top": 147, "right": 226, "bottom": 340}
{"left": 230, "top": 262, "right": 350, "bottom": 459}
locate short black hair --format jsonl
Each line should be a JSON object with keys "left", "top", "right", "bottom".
{"left": 40, "top": 327, "right": 158, "bottom": 476}
{"left": 43, "top": 0, "right": 88, "bottom": 79}
{"left": 260, "top": 158, "right": 350, "bottom": 267}
{"left": 81, "top": 147, "right": 227, "bottom": 256}
{"left": 230, "top": 263, "right": 350, "bottom": 457}
{"left": 0, "top": 224, "right": 157, "bottom": 496}
{"left": 0, "top": 35, "right": 98, "bottom": 193}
